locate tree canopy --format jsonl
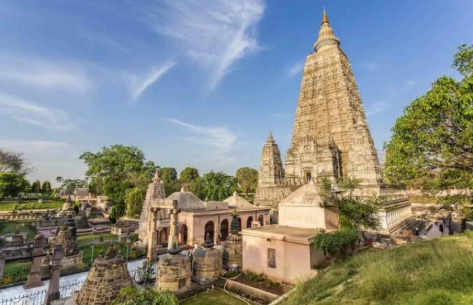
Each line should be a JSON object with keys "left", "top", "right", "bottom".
{"left": 41, "top": 181, "right": 52, "bottom": 195}
{"left": 80, "top": 145, "right": 156, "bottom": 220}
{"left": 125, "top": 187, "right": 145, "bottom": 218}
{"left": 0, "top": 173, "right": 30, "bottom": 201}
{"left": 236, "top": 167, "right": 258, "bottom": 194}
{"left": 190, "top": 171, "right": 239, "bottom": 201}
{"left": 384, "top": 44, "right": 473, "bottom": 190}
{"left": 31, "top": 180, "right": 42, "bottom": 193}
{"left": 0, "top": 148, "right": 33, "bottom": 176}
{"left": 179, "top": 167, "right": 200, "bottom": 183}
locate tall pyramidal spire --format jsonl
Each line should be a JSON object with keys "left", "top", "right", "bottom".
{"left": 257, "top": 132, "right": 284, "bottom": 188}
{"left": 285, "top": 10, "right": 383, "bottom": 187}
{"left": 314, "top": 10, "right": 340, "bottom": 52}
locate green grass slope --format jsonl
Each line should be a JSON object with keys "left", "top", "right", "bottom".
{"left": 283, "top": 235, "right": 473, "bottom": 305}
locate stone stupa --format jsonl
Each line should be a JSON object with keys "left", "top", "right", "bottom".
{"left": 75, "top": 244, "right": 133, "bottom": 305}
{"left": 192, "top": 233, "right": 222, "bottom": 285}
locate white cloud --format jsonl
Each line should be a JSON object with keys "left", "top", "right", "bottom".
{"left": 130, "top": 61, "right": 176, "bottom": 102}
{"left": 287, "top": 61, "right": 304, "bottom": 77}
{"left": 366, "top": 80, "right": 416, "bottom": 117}
{"left": 147, "top": 0, "right": 265, "bottom": 89}
{"left": 0, "top": 93, "right": 75, "bottom": 130}
{"left": 168, "top": 118, "right": 237, "bottom": 153}
{"left": 0, "top": 140, "right": 70, "bottom": 155}
{"left": 0, "top": 55, "right": 92, "bottom": 93}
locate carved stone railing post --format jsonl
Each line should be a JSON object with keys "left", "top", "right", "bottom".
{"left": 147, "top": 207, "right": 159, "bottom": 261}
{"left": 24, "top": 234, "right": 45, "bottom": 289}
{"left": 44, "top": 244, "right": 64, "bottom": 305}
{"left": 0, "top": 250, "right": 5, "bottom": 280}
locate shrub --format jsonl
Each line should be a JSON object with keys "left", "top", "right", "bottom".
{"left": 110, "top": 287, "right": 178, "bottom": 305}
{"left": 312, "top": 228, "right": 359, "bottom": 259}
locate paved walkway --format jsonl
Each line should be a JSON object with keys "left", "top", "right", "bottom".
{"left": 0, "top": 259, "right": 145, "bottom": 300}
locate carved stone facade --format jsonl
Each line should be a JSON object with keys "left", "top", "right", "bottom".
{"left": 139, "top": 170, "right": 166, "bottom": 245}
{"left": 254, "top": 11, "right": 412, "bottom": 233}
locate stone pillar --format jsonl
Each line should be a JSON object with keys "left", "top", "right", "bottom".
{"left": 0, "top": 250, "right": 5, "bottom": 280}
{"left": 24, "top": 234, "right": 45, "bottom": 289}
{"left": 147, "top": 207, "right": 159, "bottom": 261}
{"left": 168, "top": 200, "right": 180, "bottom": 252}
{"left": 44, "top": 244, "right": 64, "bottom": 305}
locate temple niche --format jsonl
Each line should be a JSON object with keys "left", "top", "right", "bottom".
{"left": 254, "top": 10, "right": 412, "bottom": 234}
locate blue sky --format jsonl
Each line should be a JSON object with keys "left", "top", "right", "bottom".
{"left": 0, "top": 0, "right": 472, "bottom": 185}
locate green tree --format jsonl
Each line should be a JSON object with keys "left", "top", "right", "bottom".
{"left": 320, "top": 177, "right": 381, "bottom": 230}
{"left": 110, "top": 287, "right": 178, "bottom": 305}
{"left": 125, "top": 187, "right": 145, "bottom": 218}
{"left": 384, "top": 44, "right": 473, "bottom": 190}
{"left": 160, "top": 167, "right": 180, "bottom": 194}
{"left": 159, "top": 167, "right": 177, "bottom": 184}
{"left": 179, "top": 167, "right": 200, "bottom": 183}
{"left": 190, "top": 171, "right": 239, "bottom": 201}
{"left": 80, "top": 145, "right": 156, "bottom": 220}
{"left": 236, "top": 167, "right": 258, "bottom": 194}
{"left": 41, "top": 181, "right": 52, "bottom": 195}
{"left": 0, "top": 173, "right": 30, "bottom": 201}
{"left": 31, "top": 180, "right": 42, "bottom": 193}
{"left": 0, "top": 148, "right": 33, "bottom": 175}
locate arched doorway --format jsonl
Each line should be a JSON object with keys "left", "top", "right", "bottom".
{"left": 220, "top": 219, "right": 229, "bottom": 242}
{"left": 158, "top": 229, "right": 167, "bottom": 244}
{"left": 204, "top": 221, "right": 215, "bottom": 243}
{"left": 246, "top": 216, "right": 253, "bottom": 228}
{"left": 258, "top": 215, "right": 264, "bottom": 226}
{"left": 180, "top": 224, "right": 188, "bottom": 244}
{"left": 238, "top": 217, "right": 242, "bottom": 231}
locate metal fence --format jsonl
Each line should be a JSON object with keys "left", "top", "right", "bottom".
{"left": 0, "top": 280, "right": 83, "bottom": 305}
{"left": 0, "top": 266, "right": 148, "bottom": 305}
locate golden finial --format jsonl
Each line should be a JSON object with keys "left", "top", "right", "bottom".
{"left": 322, "top": 9, "right": 329, "bottom": 25}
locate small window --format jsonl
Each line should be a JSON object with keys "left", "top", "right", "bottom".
{"left": 268, "top": 249, "right": 276, "bottom": 268}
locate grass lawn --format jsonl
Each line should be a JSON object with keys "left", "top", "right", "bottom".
{"left": 77, "top": 233, "right": 145, "bottom": 264}
{"left": 0, "top": 201, "right": 64, "bottom": 211}
{"left": 283, "top": 234, "right": 473, "bottom": 305}
{"left": 182, "top": 289, "right": 248, "bottom": 305}
{"left": 3, "top": 260, "right": 31, "bottom": 274}
{"left": 0, "top": 220, "right": 38, "bottom": 240}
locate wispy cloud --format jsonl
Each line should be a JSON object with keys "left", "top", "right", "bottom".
{"left": 287, "top": 61, "right": 304, "bottom": 77}
{"left": 146, "top": 0, "right": 265, "bottom": 90}
{"left": 0, "top": 140, "right": 70, "bottom": 155}
{"left": 0, "top": 55, "right": 91, "bottom": 93}
{"left": 0, "top": 93, "right": 75, "bottom": 130}
{"left": 366, "top": 80, "right": 416, "bottom": 117}
{"left": 168, "top": 118, "right": 236, "bottom": 152}
{"left": 130, "top": 61, "right": 176, "bottom": 102}
{"left": 366, "top": 101, "right": 391, "bottom": 117}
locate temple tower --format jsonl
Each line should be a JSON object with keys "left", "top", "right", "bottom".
{"left": 257, "top": 132, "right": 284, "bottom": 187}
{"left": 285, "top": 10, "right": 382, "bottom": 188}
{"left": 254, "top": 133, "right": 293, "bottom": 212}
{"left": 139, "top": 170, "right": 166, "bottom": 245}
